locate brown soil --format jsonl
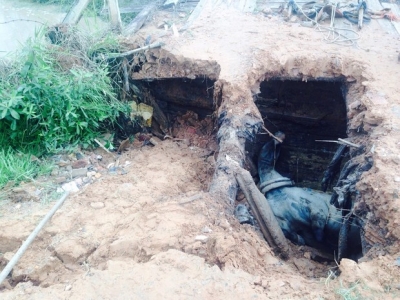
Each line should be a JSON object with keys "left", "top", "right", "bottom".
{"left": 2, "top": 2, "right": 400, "bottom": 299}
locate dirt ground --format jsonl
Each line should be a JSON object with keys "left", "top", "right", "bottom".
{"left": 2, "top": 1, "right": 400, "bottom": 299}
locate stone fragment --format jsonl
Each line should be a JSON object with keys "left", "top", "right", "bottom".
{"left": 195, "top": 235, "right": 209, "bottom": 243}
{"left": 202, "top": 226, "right": 212, "bottom": 233}
{"left": 61, "top": 182, "right": 79, "bottom": 193}
{"left": 71, "top": 168, "right": 87, "bottom": 178}
{"left": 90, "top": 202, "right": 105, "bottom": 209}
{"left": 55, "top": 176, "right": 67, "bottom": 184}
{"left": 72, "top": 159, "right": 87, "bottom": 169}
{"left": 57, "top": 160, "right": 70, "bottom": 167}
{"left": 65, "top": 284, "right": 72, "bottom": 291}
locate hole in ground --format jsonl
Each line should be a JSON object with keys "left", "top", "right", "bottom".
{"left": 252, "top": 78, "right": 348, "bottom": 190}
{"left": 246, "top": 77, "right": 363, "bottom": 260}
{"left": 130, "top": 77, "right": 219, "bottom": 149}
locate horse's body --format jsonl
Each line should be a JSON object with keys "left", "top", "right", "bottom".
{"left": 258, "top": 137, "right": 361, "bottom": 254}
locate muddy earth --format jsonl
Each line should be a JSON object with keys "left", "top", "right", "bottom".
{"left": 2, "top": 1, "right": 400, "bottom": 299}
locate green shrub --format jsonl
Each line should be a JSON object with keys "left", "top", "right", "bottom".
{"left": 0, "top": 30, "right": 129, "bottom": 154}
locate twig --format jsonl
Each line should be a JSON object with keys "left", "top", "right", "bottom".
{"left": 94, "top": 138, "right": 112, "bottom": 154}
{"left": 262, "top": 126, "right": 283, "bottom": 143}
{"left": 315, "top": 139, "right": 360, "bottom": 148}
{"left": 179, "top": 193, "right": 203, "bottom": 204}
{"left": 101, "top": 42, "right": 165, "bottom": 60}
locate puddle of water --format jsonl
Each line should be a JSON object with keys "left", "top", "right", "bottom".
{"left": 0, "top": 0, "right": 108, "bottom": 56}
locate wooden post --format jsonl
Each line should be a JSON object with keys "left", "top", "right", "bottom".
{"left": 124, "top": 1, "right": 158, "bottom": 35}
{"left": 62, "top": 0, "right": 91, "bottom": 24}
{"left": 108, "top": 0, "right": 122, "bottom": 32}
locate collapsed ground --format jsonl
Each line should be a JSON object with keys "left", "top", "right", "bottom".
{"left": 2, "top": 1, "right": 400, "bottom": 299}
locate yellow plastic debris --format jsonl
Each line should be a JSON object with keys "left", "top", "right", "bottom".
{"left": 130, "top": 101, "right": 153, "bottom": 127}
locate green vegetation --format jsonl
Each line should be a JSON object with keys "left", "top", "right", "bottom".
{"left": 0, "top": 27, "right": 130, "bottom": 189}
{"left": 335, "top": 281, "right": 362, "bottom": 300}
{"left": 0, "top": 29, "right": 129, "bottom": 153}
{"left": 0, "top": 148, "right": 53, "bottom": 189}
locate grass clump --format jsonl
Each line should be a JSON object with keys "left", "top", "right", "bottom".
{"left": 0, "top": 29, "right": 129, "bottom": 154}
{"left": 335, "top": 281, "right": 362, "bottom": 300}
{"left": 0, "top": 148, "right": 53, "bottom": 190}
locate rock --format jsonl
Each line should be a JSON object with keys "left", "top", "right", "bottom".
{"left": 71, "top": 168, "right": 87, "bottom": 178}
{"left": 96, "top": 155, "right": 103, "bottom": 161}
{"left": 90, "top": 202, "right": 105, "bottom": 209}
{"left": 75, "top": 152, "right": 84, "bottom": 160}
{"left": 72, "top": 159, "right": 87, "bottom": 169}
{"left": 55, "top": 176, "right": 67, "bottom": 184}
{"left": 95, "top": 173, "right": 102, "bottom": 179}
{"left": 87, "top": 171, "right": 96, "bottom": 178}
{"left": 195, "top": 235, "right": 209, "bottom": 243}
{"left": 261, "top": 279, "right": 269, "bottom": 289}
{"left": 54, "top": 239, "right": 94, "bottom": 264}
{"left": 74, "top": 178, "right": 83, "bottom": 187}
{"left": 219, "top": 219, "right": 231, "bottom": 230}
{"left": 289, "top": 16, "right": 298, "bottom": 23}
{"left": 61, "top": 182, "right": 79, "bottom": 193}
{"left": 257, "top": 247, "right": 267, "bottom": 256}
{"left": 394, "top": 177, "right": 400, "bottom": 183}
{"left": 57, "top": 160, "right": 70, "bottom": 167}
{"left": 202, "top": 226, "right": 212, "bottom": 233}
{"left": 51, "top": 168, "right": 60, "bottom": 176}
{"left": 65, "top": 284, "right": 72, "bottom": 291}
{"left": 149, "top": 137, "right": 161, "bottom": 146}
{"left": 263, "top": 7, "right": 272, "bottom": 15}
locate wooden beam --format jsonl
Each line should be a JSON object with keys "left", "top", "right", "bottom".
{"left": 108, "top": 0, "right": 122, "bottom": 32}
{"left": 368, "top": 0, "right": 398, "bottom": 36}
{"left": 124, "top": 1, "right": 158, "bottom": 35}
{"left": 179, "top": 0, "right": 209, "bottom": 32}
{"left": 62, "top": 0, "right": 91, "bottom": 25}
{"left": 381, "top": 3, "right": 400, "bottom": 35}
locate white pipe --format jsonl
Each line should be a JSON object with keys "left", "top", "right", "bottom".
{"left": 0, "top": 192, "right": 70, "bottom": 285}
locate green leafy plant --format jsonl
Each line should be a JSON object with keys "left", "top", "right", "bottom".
{"left": 0, "top": 29, "right": 130, "bottom": 154}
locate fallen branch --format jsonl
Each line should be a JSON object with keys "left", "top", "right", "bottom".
{"left": 179, "top": 193, "right": 203, "bottom": 205}
{"left": 94, "top": 138, "right": 112, "bottom": 154}
{"left": 235, "top": 167, "right": 290, "bottom": 258}
{"left": 262, "top": 125, "right": 283, "bottom": 143}
{"left": 101, "top": 42, "right": 165, "bottom": 60}
{"left": 62, "top": 0, "right": 91, "bottom": 24}
{"left": 124, "top": 1, "right": 158, "bottom": 35}
{"left": 0, "top": 192, "right": 70, "bottom": 285}
{"left": 315, "top": 138, "right": 360, "bottom": 148}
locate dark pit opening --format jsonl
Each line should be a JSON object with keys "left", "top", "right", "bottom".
{"left": 127, "top": 77, "right": 219, "bottom": 153}
{"left": 133, "top": 77, "right": 217, "bottom": 120}
{"left": 244, "top": 77, "right": 364, "bottom": 261}
{"left": 251, "top": 78, "right": 348, "bottom": 190}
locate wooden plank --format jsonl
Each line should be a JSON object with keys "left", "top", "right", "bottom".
{"left": 381, "top": 3, "right": 400, "bottom": 35}
{"left": 108, "top": 0, "right": 122, "bottom": 32}
{"left": 124, "top": 1, "right": 158, "bottom": 35}
{"left": 62, "top": 0, "right": 91, "bottom": 24}
{"left": 179, "top": 0, "right": 210, "bottom": 32}
{"left": 368, "top": 0, "right": 398, "bottom": 36}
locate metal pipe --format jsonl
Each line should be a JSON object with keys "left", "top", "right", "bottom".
{"left": 0, "top": 192, "right": 70, "bottom": 285}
